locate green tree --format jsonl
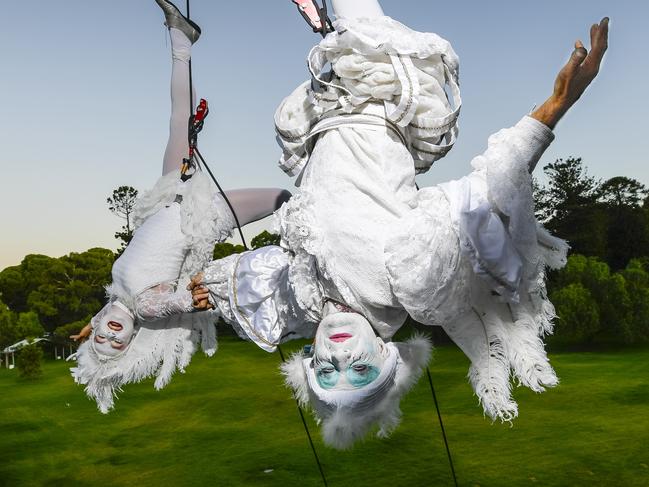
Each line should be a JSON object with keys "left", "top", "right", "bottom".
{"left": 622, "top": 260, "right": 649, "bottom": 342}
{"left": 213, "top": 242, "right": 246, "bottom": 260}
{"left": 251, "top": 231, "right": 281, "bottom": 249}
{"left": 0, "top": 303, "right": 44, "bottom": 349}
{"left": 0, "top": 248, "right": 114, "bottom": 333}
{"left": 597, "top": 177, "right": 649, "bottom": 270}
{"left": 15, "top": 311, "right": 44, "bottom": 341}
{"left": 598, "top": 176, "right": 648, "bottom": 208}
{"left": 0, "top": 254, "right": 55, "bottom": 313}
{"left": 550, "top": 254, "right": 649, "bottom": 345}
{"left": 605, "top": 205, "right": 649, "bottom": 270}
{"left": 535, "top": 157, "right": 600, "bottom": 223}
{"left": 535, "top": 158, "right": 607, "bottom": 258}
{"left": 54, "top": 318, "right": 90, "bottom": 341}
{"left": 550, "top": 283, "right": 600, "bottom": 344}
{"left": 16, "top": 342, "right": 43, "bottom": 380}
{"left": 0, "top": 300, "right": 18, "bottom": 349}
{"left": 107, "top": 185, "right": 138, "bottom": 252}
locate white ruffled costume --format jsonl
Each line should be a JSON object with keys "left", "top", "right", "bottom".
{"left": 70, "top": 17, "right": 245, "bottom": 413}
{"left": 206, "top": 16, "right": 568, "bottom": 422}
{"left": 72, "top": 171, "right": 234, "bottom": 413}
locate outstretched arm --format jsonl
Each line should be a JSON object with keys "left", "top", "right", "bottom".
{"left": 531, "top": 18, "right": 609, "bottom": 130}
{"left": 135, "top": 283, "right": 195, "bottom": 320}
{"left": 224, "top": 188, "right": 291, "bottom": 226}
{"left": 70, "top": 323, "right": 92, "bottom": 342}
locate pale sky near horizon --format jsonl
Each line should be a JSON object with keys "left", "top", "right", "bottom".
{"left": 1, "top": 0, "right": 647, "bottom": 270}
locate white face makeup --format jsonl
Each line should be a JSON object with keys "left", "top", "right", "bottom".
{"left": 312, "top": 311, "right": 390, "bottom": 390}
{"left": 91, "top": 303, "right": 135, "bottom": 357}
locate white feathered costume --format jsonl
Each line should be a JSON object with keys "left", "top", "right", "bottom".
{"left": 203, "top": 16, "right": 568, "bottom": 440}
{"left": 72, "top": 171, "right": 234, "bottom": 413}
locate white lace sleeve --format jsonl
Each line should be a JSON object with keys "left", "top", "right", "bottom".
{"left": 135, "top": 283, "right": 194, "bottom": 321}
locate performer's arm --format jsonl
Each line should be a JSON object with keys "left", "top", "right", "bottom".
{"left": 224, "top": 188, "right": 291, "bottom": 226}
{"left": 70, "top": 323, "right": 92, "bottom": 342}
{"left": 135, "top": 283, "right": 195, "bottom": 320}
{"left": 531, "top": 18, "right": 608, "bottom": 131}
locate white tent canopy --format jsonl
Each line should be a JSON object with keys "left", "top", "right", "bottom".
{"left": 2, "top": 337, "right": 50, "bottom": 354}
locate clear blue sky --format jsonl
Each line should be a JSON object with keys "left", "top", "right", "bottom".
{"left": 0, "top": 0, "right": 646, "bottom": 269}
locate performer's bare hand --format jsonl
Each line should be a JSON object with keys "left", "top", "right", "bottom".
{"left": 532, "top": 17, "right": 609, "bottom": 129}
{"left": 188, "top": 272, "right": 214, "bottom": 311}
{"left": 187, "top": 272, "right": 204, "bottom": 291}
{"left": 70, "top": 323, "right": 92, "bottom": 342}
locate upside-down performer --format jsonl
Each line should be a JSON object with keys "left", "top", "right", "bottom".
{"left": 70, "top": 0, "right": 291, "bottom": 413}
{"left": 192, "top": 0, "right": 609, "bottom": 448}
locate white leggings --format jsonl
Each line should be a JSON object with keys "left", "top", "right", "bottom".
{"left": 331, "top": 0, "right": 384, "bottom": 18}
{"left": 163, "top": 28, "right": 290, "bottom": 226}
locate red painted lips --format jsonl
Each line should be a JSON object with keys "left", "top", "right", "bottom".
{"left": 329, "top": 333, "right": 352, "bottom": 343}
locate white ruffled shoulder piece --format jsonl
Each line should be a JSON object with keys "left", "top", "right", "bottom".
{"left": 275, "top": 15, "right": 461, "bottom": 179}
{"left": 71, "top": 306, "right": 218, "bottom": 414}
{"left": 322, "top": 16, "right": 459, "bottom": 65}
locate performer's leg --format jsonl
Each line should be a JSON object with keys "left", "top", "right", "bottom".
{"left": 162, "top": 27, "right": 196, "bottom": 176}
{"left": 331, "top": 0, "right": 384, "bottom": 18}
{"left": 224, "top": 188, "right": 291, "bottom": 226}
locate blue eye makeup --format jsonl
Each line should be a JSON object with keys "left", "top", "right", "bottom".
{"left": 316, "top": 365, "right": 340, "bottom": 389}
{"left": 347, "top": 363, "right": 379, "bottom": 387}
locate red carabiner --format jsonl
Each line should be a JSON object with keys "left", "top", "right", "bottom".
{"left": 194, "top": 98, "right": 208, "bottom": 125}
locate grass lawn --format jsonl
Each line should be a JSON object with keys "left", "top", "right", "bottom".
{"left": 1, "top": 337, "right": 648, "bottom": 487}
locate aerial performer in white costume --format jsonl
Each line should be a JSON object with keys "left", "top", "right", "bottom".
{"left": 191, "top": 0, "right": 609, "bottom": 448}
{"left": 70, "top": 0, "right": 292, "bottom": 413}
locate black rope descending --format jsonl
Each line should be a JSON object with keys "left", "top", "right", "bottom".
{"left": 194, "top": 147, "right": 248, "bottom": 249}
{"left": 182, "top": 1, "right": 248, "bottom": 250}
{"left": 426, "top": 367, "right": 458, "bottom": 487}
{"left": 278, "top": 344, "right": 329, "bottom": 487}
{"left": 182, "top": 4, "right": 326, "bottom": 484}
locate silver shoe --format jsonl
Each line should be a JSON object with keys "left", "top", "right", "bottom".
{"left": 155, "top": 0, "right": 201, "bottom": 44}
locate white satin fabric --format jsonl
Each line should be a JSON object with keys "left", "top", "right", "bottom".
{"left": 203, "top": 246, "right": 316, "bottom": 352}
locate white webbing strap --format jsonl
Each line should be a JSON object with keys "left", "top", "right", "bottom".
{"left": 278, "top": 111, "right": 406, "bottom": 176}
{"left": 385, "top": 54, "right": 421, "bottom": 127}
{"left": 409, "top": 64, "right": 462, "bottom": 138}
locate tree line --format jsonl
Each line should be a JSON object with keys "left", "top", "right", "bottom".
{"left": 0, "top": 235, "right": 279, "bottom": 350}
{"left": 1, "top": 158, "right": 647, "bottom": 352}
{"left": 534, "top": 157, "right": 649, "bottom": 345}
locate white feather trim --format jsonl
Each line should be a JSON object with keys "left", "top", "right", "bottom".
{"left": 280, "top": 335, "right": 432, "bottom": 449}
{"left": 71, "top": 310, "right": 219, "bottom": 413}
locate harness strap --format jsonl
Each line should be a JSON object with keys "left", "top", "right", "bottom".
{"left": 278, "top": 109, "right": 407, "bottom": 176}
{"left": 385, "top": 54, "right": 421, "bottom": 127}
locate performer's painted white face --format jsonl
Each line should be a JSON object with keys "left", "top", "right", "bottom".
{"left": 92, "top": 304, "right": 135, "bottom": 357}
{"left": 312, "top": 312, "right": 390, "bottom": 390}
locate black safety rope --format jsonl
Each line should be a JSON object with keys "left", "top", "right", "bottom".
{"left": 426, "top": 367, "right": 458, "bottom": 487}
{"left": 288, "top": 6, "right": 460, "bottom": 485}
{"left": 182, "top": 2, "right": 248, "bottom": 250}
{"left": 278, "top": 344, "right": 329, "bottom": 487}
{"left": 181, "top": 4, "right": 327, "bottom": 484}
{"left": 193, "top": 147, "right": 248, "bottom": 249}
